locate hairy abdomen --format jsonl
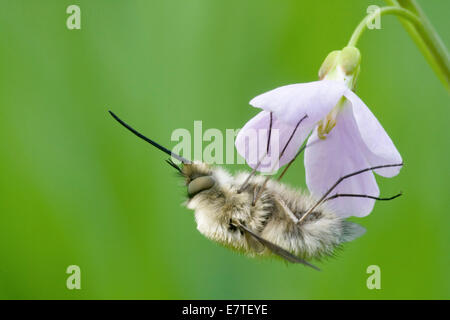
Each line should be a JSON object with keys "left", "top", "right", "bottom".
{"left": 250, "top": 177, "right": 360, "bottom": 260}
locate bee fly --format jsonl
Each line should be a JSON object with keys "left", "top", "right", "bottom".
{"left": 109, "top": 111, "right": 402, "bottom": 270}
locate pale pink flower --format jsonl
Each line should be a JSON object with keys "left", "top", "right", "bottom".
{"left": 235, "top": 79, "right": 402, "bottom": 217}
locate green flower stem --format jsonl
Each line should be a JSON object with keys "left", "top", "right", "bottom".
{"left": 349, "top": 3, "right": 450, "bottom": 90}
{"left": 386, "top": 0, "right": 450, "bottom": 90}
{"left": 348, "top": 7, "right": 421, "bottom": 47}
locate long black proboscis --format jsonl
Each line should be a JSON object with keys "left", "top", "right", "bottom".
{"left": 108, "top": 111, "right": 191, "bottom": 164}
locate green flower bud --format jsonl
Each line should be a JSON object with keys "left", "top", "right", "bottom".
{"left": 318, "top": 50, "right": 340, "bottom": 80}
{"left": 338, "top": 46, "right": 361, "bottom": 75}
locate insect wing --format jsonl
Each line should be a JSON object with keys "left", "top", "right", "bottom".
{"left": 238, "top": 223, "right": 320, "bottom": 271}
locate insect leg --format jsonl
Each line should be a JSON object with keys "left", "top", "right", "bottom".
{"left": 275, "top": 197, "right": 299, "bottom": 223}
{"left": 277, "top": 143, "right": 307, "bottom": 181}
{"left": 276, "top": 134, "right": 321, "bottom": 181}
{"left": 236, "top": 222, "right": 320, "bottom": 270}
{"left": 165, "top": 158, "right": 183, "bottom": 174}
{"left": 252, "top": 115, "right": 308, "bottom": 205}
{"left": 324, "top": 192, "right": 402, "bottom": 202}
{"left": 252, "top": 185, "right": 260, "bottom": 204}
{"left": 267, "top": 112, "right": 273, "bottom": 154}
{"left": 238, "top": 112, "right": 274, "bottom": 193}
{"left": 298, "top": 163, "right": 403, "bottom": 223}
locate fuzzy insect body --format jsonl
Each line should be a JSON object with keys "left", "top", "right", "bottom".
{"left": 109, "top": 111, "right": 401, "bottom": 270}
{"left": 184, "top": 162, "right": 364, "bottom": 267}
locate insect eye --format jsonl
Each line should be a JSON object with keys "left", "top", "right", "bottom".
{"left": 187, "top": 176, "right": 215, "bottom": 197}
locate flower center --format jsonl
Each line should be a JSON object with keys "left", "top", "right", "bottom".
{"left": 317, "top": 97, "right": 345, "bottom": 140}
{"left": 316, "top": 47, "right": 361, "bottom": 140}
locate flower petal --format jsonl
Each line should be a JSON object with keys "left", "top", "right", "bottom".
{"left": 235, "top": 111, "right": 310, "bottom": 172}
{"left": 344, "top": 90, "right": 403, "bottom": 177}
{"left": 250, "top": 80, "right": 348, "bottom": 128}
{"left": 304, "top": 103, "right": 379, "bottom": 217}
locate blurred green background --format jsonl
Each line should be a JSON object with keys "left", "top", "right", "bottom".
{"left": 0, "top": 0, "right": 448, "bottom": 299}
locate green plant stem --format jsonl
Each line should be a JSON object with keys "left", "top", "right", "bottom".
{"left": 348, "top": 7, "right": 421, "bottom": 47}
{"left": 386, "top": 0, "right": 450, "bottom": 90}
{"left": 352, "top": 1, "right": 450, "bottom": 90}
